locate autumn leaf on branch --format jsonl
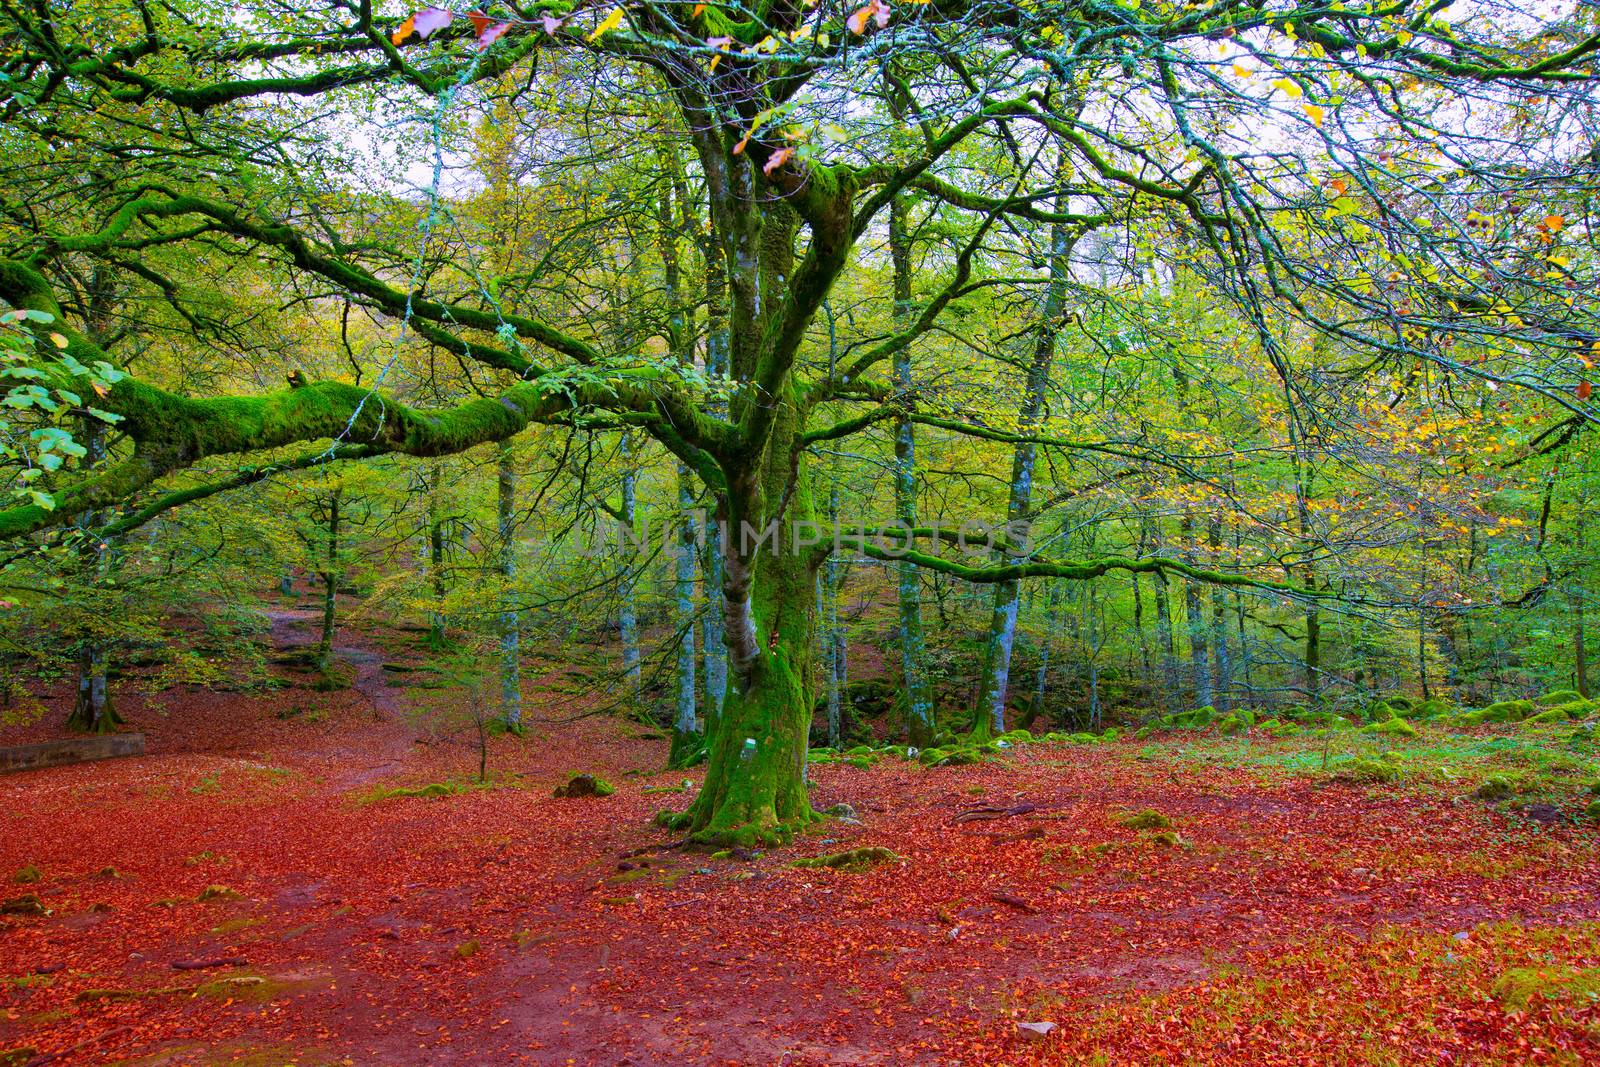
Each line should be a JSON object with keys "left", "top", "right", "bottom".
{"left": 762, "top": 147, "right": 795, "bottom": 176}
{"left": 393, "top": 7, "right": 455, "bottom": 44}
{"left": 589, "top": 8, "right": 626, "bottom": 41}
{"left": 847, "top": 0, "right": 890, "bottom": 35}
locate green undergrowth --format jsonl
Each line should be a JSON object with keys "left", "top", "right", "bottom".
{"left": 1130, "top": 704, "right": 1598, "bottom": 810}
{"left": 358, "top": 776, "right": 501, "bottom": 804}
{"left": 807, "top": 726, "right": 1123, "bottom": 771}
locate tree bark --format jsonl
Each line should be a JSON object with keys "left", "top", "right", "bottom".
{"left": 976, "top": 188, "right": 1071, "bottom": 735}
{"left": 888, "top": 194, "right": 934, "bottom": 746}
{"left": 497, "top": 443, "right": 521, "bottom": 728}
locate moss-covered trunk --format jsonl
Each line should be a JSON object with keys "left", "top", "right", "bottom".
{"left": 667, "top": 385, "right": 818, "bottom": 846}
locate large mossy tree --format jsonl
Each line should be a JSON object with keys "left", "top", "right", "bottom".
{"left": 1, "top": 0, "right": 1595, "bottom": 843}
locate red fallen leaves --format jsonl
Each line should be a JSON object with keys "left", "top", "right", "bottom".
{"left": 3, "top": 647, "right": 1600, "bottom": 1064}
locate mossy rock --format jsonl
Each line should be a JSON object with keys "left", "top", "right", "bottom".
{"left": 1585, "top": 799, "right": 1600, "bottom": 822}
{"left": 1536, "top": 689, "right": 1585, "bottom": 707}
{"left": 1266, "top": 722, "right": 1303, "bottom": 739}
{"left": 932, "top": 748, "right": 983, "bottom": 767}
{"left": 845, "top": 755, "right": 875, "bottom": 769}
{"left": 1332, "top": 758, "right": 1401, "bottom": 784}
{"left": 1414, "top": 697, "right": 1454, "bottom": 719}
{"left": 844, "top": 744, "right": 876, "bottom": 757}
{"left": 196, "top": 885, "right": 243, "bottom": 902}
{"left": 453, "top": 939, "right": 480, "bottom": 960}
{"left": 1133, "top": 725, "right": 1154, "bottom": 741}
{"left": 917, "top": 747, "right": 948, "bottom": 766}
{"left": 0, "top": 1048, "right": 37, "bottom": 1067}
{"left": 1217, "top": 714, "right": 1248, "bottom": 735}
{"left": 373, "top": 782, "right": 460, "bottom": 801}
{"left": 1065, "top": 732, "right": 1099, "bottom": 745}
{"left": 1491, "top": 965, "right": 1600, "bottom": 1010}
{"left": 1117, "top": 808, "right": 1172, "bottom": 830}
{"left": 553, "top": 774, "right": 615, "bottom": 798}
{"left": 1465, "top": 699, "right": 1537, "bottom": 724}
{"left": 1474, "top": 775, "right": 1518, "bottom": 801}
{"left": 1149, "top": 830, "right": 1187, "bottom": 849}
{"left": 791, "top": 846, "right": 898, "bottom": 872}
{"left": 12, "top": 865, "right": 40, "bottom": 885}
{"left": 1362, "top": 717, "right": 1418, "bottom": 738}
{"left": 0, "top": 894, "right": 47, "bottom": 916}
{"left": 1000, "top": 729, "right": 1034, "bottom": 743}
{"left": 1364, "top": 701, "right": 1398, "bottom": 723}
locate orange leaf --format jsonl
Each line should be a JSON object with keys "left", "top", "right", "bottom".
{"left": 469, "top": 10, "right": 493, "bottom": 35}
{"left": 1543, "top": 214, "right": 1566, "bottom": 232}
{"left": 1578, "top": 380, "right": 1593, "bottom": 400}
{"left": 763, "top": 146, "right": 794, "bottom": 175}
{"left": 392, "top": 14, "right": 416, "bottom": 44}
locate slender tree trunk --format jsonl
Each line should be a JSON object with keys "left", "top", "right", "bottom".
{"left": 670, "top": 465, "right": 703, "bottom": 766}
{"left": 1085, "top": 581, "right": 1101, "bottom": 730}
{"left": 1574, "top": 480, "right": 1590, "bottom": 697}
{"left": 1208, "top": 517, "right": 1231, "bottom": 714}
{"left": 428, "top": 462, "right": 449, "bottom": 650}
{"left": 1181, "top": 513, "right": 1211, "bottom": 708}
{"left": 700, "top": 212, "right": 730, "bottom": 732}
{"left": 1028, "top": 584, "right": 1060, "bottom": 727}
{"left": 977, "top": 192, "right": 1071, "bottom": 735}
{"left": 888, "top": 195, "right": 934, "bottom": 746}
{"left": 1153, "top": 568, "right": 1180, "bottom": 710}
{"left": 824, "top": 484, "right": 845, "bottom": 748}
{"left": 68, "top": 417, "right": 120, "bottom": 733}
{"left": 497, "top": 443, "right": 521, "bottom": 728}
{"left": 618, "top": 433, "right": 642, "bottom": 700}
{"left": 315, "top": 487, "right": 341, "bottom": 674}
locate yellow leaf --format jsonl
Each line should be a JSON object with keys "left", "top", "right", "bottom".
{"left": 589, "top": 8, "right": 624, "bottom": 41}
{"left": 1232, "top": 62, "right": 1252, "bottom": 77}
{"left": 1272, "top": 77, "right": 1303, "bottom": 99}
{"left": 1303, "top": 103, "right": 1324, "bottom": 126}
{"left": 49, "top": 332, "right": 67, "bottom": 349}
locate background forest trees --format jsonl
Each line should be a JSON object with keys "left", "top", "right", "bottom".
{"left": 1, "top": 0, "right": 1597, "bottom": 844}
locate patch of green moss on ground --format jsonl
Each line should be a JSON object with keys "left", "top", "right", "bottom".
{"left": 792, "top": 846, "right": 898, "bottom": 871}
{"left": 1117, "top": 809, "right": 1172, "bottom": 830}
{"left": 1491, "top": 965, "right": 1600, "bottom": 1010}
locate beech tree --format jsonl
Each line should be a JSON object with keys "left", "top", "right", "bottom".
{"left": 2, "top": 0, "right": 1596, "bottom": 844}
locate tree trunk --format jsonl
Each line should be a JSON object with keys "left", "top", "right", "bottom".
{"left": 497, "top": 443, "right": 521, "bottom": 728}
{"left": 670, "top": 465, "right": 703, "bottom": 767}
{"left": 67, "top": 418, "right": 120, "bottom": 733}
{"left": 618, "top": 432, "right": 642, "bottom": 699}
{"left": 823, "top": 484, "right": 846, "bottom": 748}
{"left": 977, "top": 192, "right": 1070, "bottom": 735}
{"left": 1182, "top": 514, "right": 1211, "bottom": 707}
{"left": 1208, "top": 518, "right": 1231, "bottom": 714}
{"left": 315, "top": 487, "right": 341, "bottom": 674}
{"left": 665, "top": 386, "right": 817, "bottom": 846}
{"left": 888, "top": 194, "right": 934, "bottom": 746}
{"left": 427, "top": 462, "right": 449, "bottom": 651}
{"left": 1153, "top": 569, "right": 1180, "bottom": 711}
{"left": 1574, "top": 480, "right": 1589, "bottom": 698}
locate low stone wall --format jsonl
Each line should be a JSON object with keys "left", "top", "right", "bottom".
{"left": 0, "top": 733, "right": 145, "bottom": 775}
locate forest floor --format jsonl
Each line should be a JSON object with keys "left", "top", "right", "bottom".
{"left": 2, "top": 609, "right": 1600, "bottom": 1065}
